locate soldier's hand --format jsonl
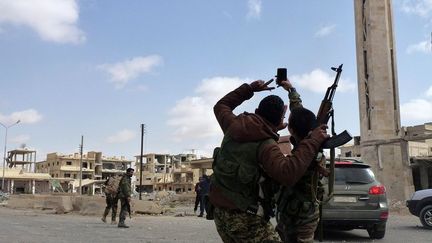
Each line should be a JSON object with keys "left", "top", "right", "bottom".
{"left": 250, "top": 80, "right": 275, "bottom": 92}
{"left": 127, "top": 197, "right": 131, "bottom": 203}
{"left": 309, "top": 124, "right": 330, "bottom": 143}
{"left": 317, "top": 165, "right": 330, "bottom": 177}
{"left": 279, "top": 79, "right": 293, "bottom": 91}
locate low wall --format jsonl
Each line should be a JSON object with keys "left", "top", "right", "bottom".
{"left": 4, "top": 194, "right": 164, "bottom": 215}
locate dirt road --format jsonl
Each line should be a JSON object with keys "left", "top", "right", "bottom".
{"left": 0, "top": 207, "right": 430, "bottom": 243}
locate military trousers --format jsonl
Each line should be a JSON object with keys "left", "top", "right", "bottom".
{"left": 276, "top": 201, "right": 320, "bottom": 243}
{"left": 119, "top": 197, "right": 129, "bottom": 223}
{"left": 103, "top": 193, "right": 119, "bottom": 221}
{"left": 213, "top": 207, "right": 281, "bottom": 243}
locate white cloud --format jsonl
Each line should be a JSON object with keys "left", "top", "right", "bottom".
{"left": 401, "top": 0, "right": 432, "bottom": 18}
{"left": 401, "top": 99, "right": 432, "bottom": 121}
{"left": 314, "top": 24, "right": 336, "bottom": 38}
{"left": 290, "top": 69, "right": 356, "bottom": 93}
{"left": 247, "top": 0, "right": 261, "bottom": 20}
{"left": 106, "top": 129, "right": 136, "bottom": 143}
{"left": 0, "top": 109, "right": 43, "bottom": 125}
{"left": 406, "top": 41, "right": 431, "bottom": 54}
{"left": 0, "top": 0, "right": 85, "bottom": 44}
{"left": 401, "top": 86, "right": 432, "bottom": 122}
{"left": 167, "top": 77, "right": 245, "bottom": 141}
{"left": 427, "top": 86, "right": 432, "bottom": 97}
{"left": 10, "top": 134, "right": 30, "bottom": 144}
{"left": 98, "top": 55, "right": 163, "bottom": 89}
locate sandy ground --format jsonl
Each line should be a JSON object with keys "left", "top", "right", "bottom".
{"left": 1, "top": 205, "right": 431, "bottom": 243}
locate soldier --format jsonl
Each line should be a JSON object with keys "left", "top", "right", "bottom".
{"left": 198, "top": 174, "right": 210, "bottom": 217}
{"left": 276, "top": 80, "right": 329, "bottom": 243}
{"left": 209, "top": 79, "right": 329, "bottom": 242}
{"left": 101, "top": 175, "right": 120, "bottom": 224}
{"left": 117, "top": 168, "right": 134, "bottom": 228}
{"left": 193, "top": 178, "right": 201, "bottom": 214}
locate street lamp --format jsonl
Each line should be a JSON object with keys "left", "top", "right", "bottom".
{"left": 1, "top": 120, "right": 20, "bottom": 191}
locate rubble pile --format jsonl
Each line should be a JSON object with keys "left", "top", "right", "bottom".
{"left": 0, "top": 192, "right": 9, "bottom": 205}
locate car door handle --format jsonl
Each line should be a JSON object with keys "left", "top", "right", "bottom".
{"left": 358, "top": 197, "right": 369, "bottom": 201}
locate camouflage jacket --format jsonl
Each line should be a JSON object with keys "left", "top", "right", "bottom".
{"left": 117, "top": 174, "right": 132, "bottom": 198}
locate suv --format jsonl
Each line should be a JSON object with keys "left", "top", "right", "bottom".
{"left": 406, "top": 189, "right": 432, "bottom": 229}
{"left": 320, "top": 158, "right": 388, "bottom": 239}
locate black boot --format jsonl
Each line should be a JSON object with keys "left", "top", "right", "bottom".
{"left": 118, "top": 221, "right": 129, "bottom": 228}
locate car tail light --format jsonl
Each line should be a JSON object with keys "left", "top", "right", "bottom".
{"left": 380, "top": 211, "right": 389, "bottom": 219}
{"left": 369, "top": 185, "right": 386, "bottom": 195}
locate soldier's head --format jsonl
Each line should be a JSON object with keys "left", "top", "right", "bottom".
{"left": 126, "top": 168, "right": 134, "bottom": 177}
{"left": 288, "top": 107, "right": 317, "bottom": 142}
{"left": 255, "top": 95, "right": 285, "bottom": 127}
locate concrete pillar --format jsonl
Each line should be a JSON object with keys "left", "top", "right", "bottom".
{"left": 354, "top": 0, "right": 414, "bottom": 201}
{"left": 32, "top": 180, "right": 35, "bottom": 194}
{"left": 10, "top": 180, "right": 14, "bottom": 194}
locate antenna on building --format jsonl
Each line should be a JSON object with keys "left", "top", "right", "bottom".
{"left": 139, "top": 124, "right": 145, "bottom": 200}
{"left": 78, "top": 135, "right": 83, "bottom": 195}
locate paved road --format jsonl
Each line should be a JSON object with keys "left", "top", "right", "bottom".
{"left": 0, "top": 207, "right": 430, "bottom": 243}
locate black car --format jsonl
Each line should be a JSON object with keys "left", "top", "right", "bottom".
{"left": 321, "top": 158, "right": 388, "bottom": 239}
{"left": 406, "top": 189, "right": 432, "bottom": 229}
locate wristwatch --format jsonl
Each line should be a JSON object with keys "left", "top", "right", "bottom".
{"left": 288, "top": 87, "right": 296, "bottom": 93}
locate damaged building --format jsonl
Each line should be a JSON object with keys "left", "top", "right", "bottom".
{"left": 35, "top": 151, "right": 133, "bottom": 195}
{"left": 135, "top": 153, "right": 213, "bottom": 193}
{"left": 340, "top": 122, "right": 432, "bottom": 192}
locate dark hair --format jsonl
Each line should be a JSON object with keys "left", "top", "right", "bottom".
{"left": 126, "top": 168, "right": 134, "bottom": 173}
{"left": 256, "top": 95, "right": 285, "bottom": 126}
{"left": 288, "top": 107, "right": 317, "bottom": 140}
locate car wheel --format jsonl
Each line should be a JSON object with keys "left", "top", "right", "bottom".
{"left": 367, "top": 223, "right": 386, "bottom": 239}
{"left": 419, "top": 205, "right": 432, "bottom": 229}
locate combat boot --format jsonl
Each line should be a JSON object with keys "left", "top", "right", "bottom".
{"left": 101, "top": 216, "right": 107, "bottom": 223}
{"left": 118, "top": 221, "right": 129, "bottom": 228}
{"left": 111, "top": 220, "right": 117, "bottom": 225}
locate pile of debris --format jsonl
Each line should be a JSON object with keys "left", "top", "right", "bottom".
{"left": 0, "top": 191, "right": 9, "bottom": 204}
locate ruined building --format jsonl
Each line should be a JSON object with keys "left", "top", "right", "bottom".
{"left": 340, "top": 122, "right": 432, "bottom": 192}
{"left": 135, "top": 153, "right": 213, "bottom": 193}
{"left": 36, "top": 151, "right": 132, "bottom": 194}
{"left": 1, "top": 148, "right": 51, "bottom": 194}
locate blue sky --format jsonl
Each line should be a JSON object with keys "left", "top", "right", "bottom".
{"left": 0, "top": 0, "right": 431, "bottom": 161}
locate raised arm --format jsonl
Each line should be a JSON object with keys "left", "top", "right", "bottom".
{"left": 279, "top": 79, "right": 303, "bottom": 111}
{"left": 214, "top": 80, "right": 274, "bottom": 133}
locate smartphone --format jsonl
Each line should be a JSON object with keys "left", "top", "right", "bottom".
{"left": 276, "top": 68, "right": 287, "bottom": 85}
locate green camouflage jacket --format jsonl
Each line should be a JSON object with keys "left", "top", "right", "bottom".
{"left": 117, "top": 174, "right": 132, "bottom": 198}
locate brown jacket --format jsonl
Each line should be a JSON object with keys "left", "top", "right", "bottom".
{"left": 209, "top": 83, "right": 323, "bottom": 209}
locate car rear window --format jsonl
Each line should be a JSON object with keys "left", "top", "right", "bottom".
{"left": 334, "top": 167, "right": 375, "bottom": 184}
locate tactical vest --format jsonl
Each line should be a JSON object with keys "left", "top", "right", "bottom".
{"left": 211, "top": 134, "right": 274, "bottom": 212}
{"left": 276, "top": 170, "right": 323, "bottom": 228}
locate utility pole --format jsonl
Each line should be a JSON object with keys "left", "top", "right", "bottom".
{"left": 139, "top": 124, "right": 145, "bottom": 200}
{"left": 79, "top": 135, "right": 83, "bottom": 195}
{"left": 1, "top": 120, "right": 20, "bottom": 191}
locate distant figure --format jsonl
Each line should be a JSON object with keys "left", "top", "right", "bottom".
{"left": 101, "top": 175, "right": 121, "bottom": 224}
{"left": 193, "top": 179, "right": 201, "bottom": 213}
{"left": 117, "top": 168, "right": 134, "bottom": 228}
{"left": 198, "top": 174, "right": 210, "bottom": 217}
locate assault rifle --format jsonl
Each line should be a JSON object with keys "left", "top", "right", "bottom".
{"left": 316, "top": 64, "right": 352, "bottom": 199}
{"left": 316, "top": 64, "right": 352, "bottom": 242}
